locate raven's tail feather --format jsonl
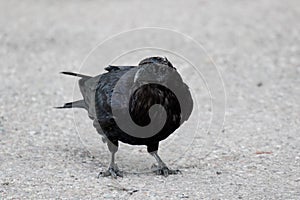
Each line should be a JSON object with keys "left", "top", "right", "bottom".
{"left": 60, "top": 71, "right": 91, "bottom": 79}
{"left": 55, "top": 100, "right": 87, "bottom": 109}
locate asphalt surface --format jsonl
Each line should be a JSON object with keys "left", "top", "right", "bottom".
{"left": 0, "top": 0, "right": 299, "bottom": 199}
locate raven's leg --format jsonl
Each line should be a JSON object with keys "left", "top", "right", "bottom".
{"left": 98, "top": 140, "right": 123, "bottom": 178}
{"left": 148, "top": 144, "right": 181, "bottom": 177}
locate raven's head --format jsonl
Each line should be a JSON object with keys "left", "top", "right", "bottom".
{"left": 134, "top": 56, "right": 181, "bottom": 85}
{"left": 138, "top": 56, "right": 175, "bottom": 69}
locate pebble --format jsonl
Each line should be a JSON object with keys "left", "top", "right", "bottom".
{"left": 178, "top": 193, "right": 189, "bottom": 198}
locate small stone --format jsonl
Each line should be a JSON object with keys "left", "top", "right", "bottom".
{"left": 178, "top": 193, "right": 189, "bottom": 198}
{"left": 29, "top": 130, "right": 40, "bottom": 135}
{"left": 103, "top": 193, "right": 115, "bottom": 198}
{"left": 257, "top": 82, "right": 263, "bottom": 87}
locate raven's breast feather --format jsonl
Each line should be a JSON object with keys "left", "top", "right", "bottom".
{"left": 94, "top": 68, "right": 193, "bottom": 145}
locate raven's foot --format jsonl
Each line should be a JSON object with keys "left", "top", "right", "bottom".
{"left": 151, "top": 164, "right": 181, "bottom": 177}
{"left": 98, "top": 166, "right": 123, "bottom": 178}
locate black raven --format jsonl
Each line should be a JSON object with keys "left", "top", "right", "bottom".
{"left": 57, "top": 57, "right": 193, "bottom": 177}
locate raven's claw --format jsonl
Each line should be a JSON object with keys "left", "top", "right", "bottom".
{"left": 151, "top": 165, "right": 181, "bottom": 177}
{"left": 98, "top": 166, "right": 123, "bottom": 178}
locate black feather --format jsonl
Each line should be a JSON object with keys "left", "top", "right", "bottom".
{"left": 55, "top": 100, "right": 86, "bottom": 109}
{"left": 60, "top": 71, "right": 91, "bottom": 79}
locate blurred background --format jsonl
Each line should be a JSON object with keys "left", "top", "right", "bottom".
{"left": 0, "top": 0, "right": 299, "bottom": 199}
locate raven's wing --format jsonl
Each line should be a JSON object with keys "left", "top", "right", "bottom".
{"left": 94, "top": 66, "right": 137, "bottom": 131}
{"left": 75, "top": 66, "right": 136, "bottom": 137}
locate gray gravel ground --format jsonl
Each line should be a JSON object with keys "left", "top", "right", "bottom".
{"left": 1, "top": 0, "right": 300, "bottom": 199}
